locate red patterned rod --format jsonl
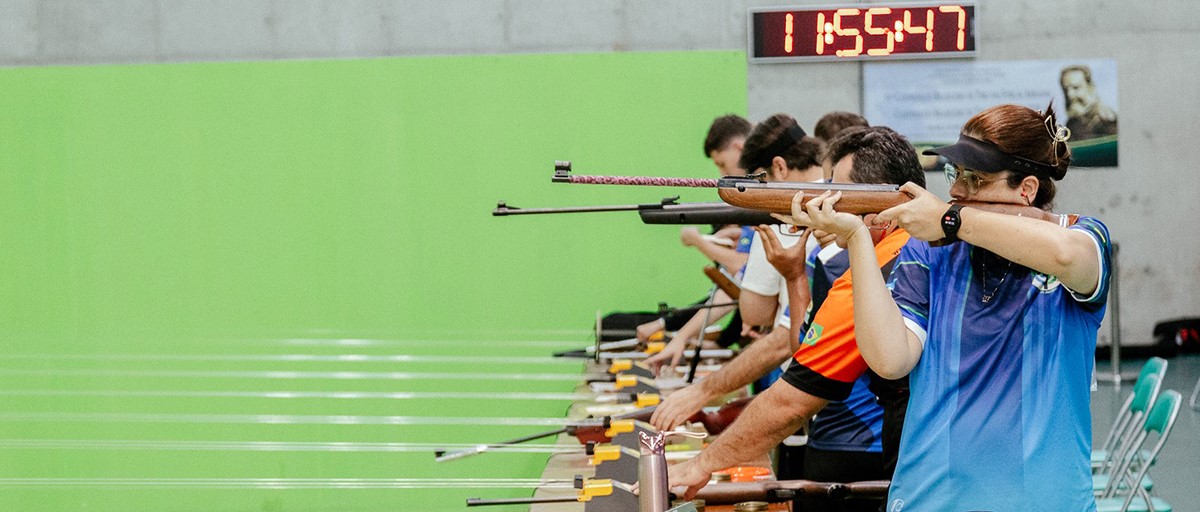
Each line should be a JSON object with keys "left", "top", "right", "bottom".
{"left": 552, "top": 161, "right": 718, "bottom": 188}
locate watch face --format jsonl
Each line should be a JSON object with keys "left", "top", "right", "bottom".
{"left": 941, "top": 206, "right": 961, "bottom": 236}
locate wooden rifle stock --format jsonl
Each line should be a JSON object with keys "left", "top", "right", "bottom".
{"left": 691, "top": 479, "right": 890, "bottom": 504}
{"left": 717, "top": 178, "right": 908, "bottom": 215}
{"left": 703, "top": 266, "right": 741, "bottom": 300}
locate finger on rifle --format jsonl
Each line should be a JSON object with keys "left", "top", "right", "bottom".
{"left": 899, "top": 181, "right": 923, "bottom": 198}
{"left": 652, "top": 400, "right": 672, "bottom": 429}
{"left": 804, "top": 190, "right": 832, "bottom": 215}
{"left": 645, "top": 352, "right": 665, "bottom": 376}
{"left": 790, "top": 191, "right": 816, "bottom": 221}
{"left": 770, "top": 212, "right": 802, "bottom": 226}
{"left": 667, "top": 409, "right": 688, "bottom": 431}
{"left": 754, "top": 225, "right": 783, "bottom": 258}
{"left": 815, "top": 229, "right": 838, "bottom": 248}
{"left": 822, "top": 191, "right": 843, "bottom": 213}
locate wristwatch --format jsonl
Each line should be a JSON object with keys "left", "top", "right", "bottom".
{"left": 941, "top": 204, "right": 964, "bottom": 240}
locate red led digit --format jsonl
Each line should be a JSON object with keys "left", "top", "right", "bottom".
{"left": 864, "top": 7, "right": 894, "bottom": 56}
{"left": 815, "top": 12, "right": 826, "bottom": 54}
{"left": 785, "top": 13, "right": 794, "bottom": 53}
{"left": 834, "top": 8, "right": 863, "bottom": 57}
{"left": 903, "top": 9, "right": 926, "bottom": 38}
{"left": 925, "top": 9, "right": 935, "bottom": 51}
{"left": 939, "top": 5, "right": 967, "bottom": 50}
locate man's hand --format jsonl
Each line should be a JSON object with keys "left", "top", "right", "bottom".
{"left": 812, "top": 229, "right": 838, "bottom": 248}
{"left": 668, "top": 458, "right": 713, "bottom": 500}
{"left": 680, "top": 226, "right": 703, "bottom": 247}
{"left": 739, "top": 322, "right": 769, "bottom": 340}
{"left": 778, "top": 191, "right": 869, "bottom": 248}
{"left": 876, "top": 182, "right": 949, "bottom": 242}
{"left": 649, "top": 384, "right": 712, "bottom": 431}
{"left": 753, "top": 225, "right": 811, "bottom": 282}
{"left": 644, "top": 337, "right": 686, "bottom": 375}
{"left": 636, "top": 318, "right": 666, "bottom": 342}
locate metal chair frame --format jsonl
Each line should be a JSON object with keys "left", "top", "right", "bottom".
{"left": 1099, "top": 390, "right": 1182, "bottom": 512}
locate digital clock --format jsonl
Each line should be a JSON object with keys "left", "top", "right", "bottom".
{"left": 749, "top": 2, "right": 976, "bottom": 63}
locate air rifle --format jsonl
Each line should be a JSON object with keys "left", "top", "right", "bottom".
{"left": 714, "top": 176, "right": 1076, "bottom": 226}
{"left": 434, "top": 396, "right": 754, "bottom": 461}
{"left": 692, "top": 479, "right": 891, "bottom": 504}
{"left": 551, "top": 161, "right": 1078, "bottom": 232}
{"left": 494, "top": 198, "right": 778, "bottom": 226}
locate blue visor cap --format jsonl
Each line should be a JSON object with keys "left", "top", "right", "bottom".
{"left": 923, "top": 134, "right": 1064, "bottom": 180}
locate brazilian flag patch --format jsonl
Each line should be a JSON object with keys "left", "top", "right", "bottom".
{"left": 802, "top": 324, "right": 824, "bottom": 346}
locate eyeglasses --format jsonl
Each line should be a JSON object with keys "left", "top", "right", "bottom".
{"left": 943, "top": 164, "right": 1008, "bottom": 194}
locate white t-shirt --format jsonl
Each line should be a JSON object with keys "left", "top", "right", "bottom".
{"left": 742, "top": 224, "right": 820, "bottom": 328}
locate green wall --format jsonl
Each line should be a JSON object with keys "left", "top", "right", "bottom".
{"left": 0, "top": 52, "right": 747, "bottom": 510}
{"left": 0, "top": 51, "right": 746, "bottom": 346}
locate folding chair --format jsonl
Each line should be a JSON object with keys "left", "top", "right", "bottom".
{"left": 1093, "top": 372, "right": 1160, "bottom": 493}
{"left": 1189, "top": 375, "right": 1199, "bottom": 411}
{"left": 1095, "top": 390, "right": 1181, "bottom": 512}
{"left": 1093, "top": 358, "right": 1167, "bottom": 471}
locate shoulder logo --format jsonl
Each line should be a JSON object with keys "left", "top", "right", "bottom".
{"left": 802, "top": 324, "right": 824, "bottom": 346}
{"left": 888, "top": 499, "right": 904, "bottom": 512}
{"left": 1031, "top": 272, "right": 1062, "bottom": 293}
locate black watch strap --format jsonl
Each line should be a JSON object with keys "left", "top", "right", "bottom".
{"left": 941, "top": 204, "right": 964, "bottom": 240}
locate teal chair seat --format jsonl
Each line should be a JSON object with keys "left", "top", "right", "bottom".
{"left": 1093, "top": 473, "right": 1152, "bottom": 492}
{"left": 1092, "top": 449, "right": 1154, "bottom": 467}
{"left": 1095, "top": 496, "right": 1171, "bottom": 512}
{"left": 1097, "top": 390, "right": 1182, "bottom": 512}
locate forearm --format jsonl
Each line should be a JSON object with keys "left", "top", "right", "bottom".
{"left": 698, "top": 329, "right": 793, "bottom": 398}
{"left": 691, "top": 383, "right": 825, "bottom": 474}
{"left": 784, "top": 274, "right": 810, "bottom": 350}
{"left": 846, "top": 227, "right": 920, "bottom": 379}
{"left": 673, "top": 297, "right": 736, "bottom": 344}
{"left": 957, "top": 208, "right": 1100, "bottom": 294}
{"left": 692, "top": 239, "right": 749, "bottom": 270}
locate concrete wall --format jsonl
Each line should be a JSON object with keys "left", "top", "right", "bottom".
{"left": 3, "top": 0, "right": 1197, "bottom": 346}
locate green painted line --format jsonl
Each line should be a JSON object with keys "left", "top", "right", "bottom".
{"left": 0, "top": 412, "right": 576, "bottom": 426}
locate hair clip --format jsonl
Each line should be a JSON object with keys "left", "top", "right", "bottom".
{"left": 1043, "top": 113, "right": 1071, "bottom": 166}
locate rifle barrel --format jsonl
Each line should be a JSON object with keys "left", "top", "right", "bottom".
{"left": 493, "top": 202, "right": 643, "bottom": 216}
{"left": 434, "top": 427, "right": 568, "bottom": 462}
{"left": 466, "top": 496, "right": 579, "bottom": 506}
{"left": 691, "top": 479, "right": 890, "bottom": 504}
{"left": 638, "top": 203, "right": 778, "bottom": 226}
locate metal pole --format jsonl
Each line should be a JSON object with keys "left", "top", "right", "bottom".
{"left": 1096, "top": 242, "right": 1136, "bottom": 386}
{"left": 1110, "top": 243, "right": 1122, "bottom": 384}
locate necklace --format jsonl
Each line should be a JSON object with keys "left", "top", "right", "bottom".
{"left": 977, "top": 250, "right": 1013, "bottom": 304}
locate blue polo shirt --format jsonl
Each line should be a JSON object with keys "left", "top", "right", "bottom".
{"left": 885, "top": 216, "right": 1111, "bottom": 512}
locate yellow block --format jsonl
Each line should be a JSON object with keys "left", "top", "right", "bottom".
{"left": 604, "top": 419, "right": 635, "bottom": 438}
{"left": 578, "top": 479, "right": 614, "bottom": 502}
